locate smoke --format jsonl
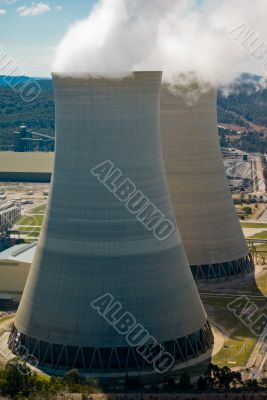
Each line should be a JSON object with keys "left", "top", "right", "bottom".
{"left": 53, "top": 0, "right": 267, "bottom": 87}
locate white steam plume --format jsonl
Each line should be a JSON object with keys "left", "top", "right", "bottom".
{"left": 53, "top": 0, "right": 267, "bottom": 86}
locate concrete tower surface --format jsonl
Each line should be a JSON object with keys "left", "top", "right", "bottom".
{"left": 161, "top": 83, "right": 253, "bottom": 281}
{"left": 9, "top": 72, "right": 213, "bottom": 372}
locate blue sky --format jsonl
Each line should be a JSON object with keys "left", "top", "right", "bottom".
{"left": 0, "top": 0, "right": 97, "bottom": 76}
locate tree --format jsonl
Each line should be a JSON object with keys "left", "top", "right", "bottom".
{"left": 164, "top": 376, "right": 176, "bottom": 390}
{"left": 64, "top": 369, "right": 80, "bottom": 384}
{"left": 245, "top": 378, "right": 260, "bottom": 390}
{"left": 124, "top": 374, "right": 143, "bottom": 390}
{"left": 64, "top": 369, "right": 82, "bottom": 393}
{"left": 205, "top": 363, "right": 242, "bottom": 390}
{"left": 218, "top": 366, "right": 235, "bottom": 389}
{"left": 243, "top": 206, "right": 252, "bottom": 216}
{"left": 205, "top": 363, "right": 221, "bottom": 389}
{"left": 178, "top": 371, "right": 191, "bottom": 390}
{"left": 0, "top": 358, "right": 32, "bottom": 397}
{"left": 197, "top": 376, "right": 207, "bottom": 390}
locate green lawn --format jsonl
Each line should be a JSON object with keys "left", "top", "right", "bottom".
{"left": 202, "top": 296, "right": 262, "bottom": 368}
{"left": 15, "top": 214, "right": 43, "bottom": 240}
{"left": 249, "top": 231, "right": 267, "bottom": 239}
{"left": 256, "top": 271, "right": 267, "bottom": 296}
{"left": 212, "top": 333, "right": 256, "bottom": 367}
{"left": 17, "top": 227, "right": 41, "bottom": 239}
{"left": 26, "top": 232, "right": 40, "bottom": 238}
{"left": 241, "top": 222, "right": 267, "bottom": 228}
{"left": 29, "top": 204, "right": 46, "bottom": 214}
{"left": 17, "top": 214, "right": 44, "bottom": 226}
{"left": 17, "top": 226, "right": 41, "bottom": 233}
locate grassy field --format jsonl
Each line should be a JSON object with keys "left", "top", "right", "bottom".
{"left": 255, "top": 270, "right": 267, "bottom": 295}
{"left": 21, "top": 231, "right": 41, "bottom": 239}
{"left": 26, "top": 232, "right": 40, "bottom": 238}
{"left": 18, "top": 229, "right": 41, "bottom": 240}
{"left": 17, "top": 226, "right": 41, "bottom": 233}
{"left": 212, "top": 333, "right": 256, "bottom": 367}
{"left": 29, "top": 204, "right": 47, "bottom": 214}
{"left": 249, "top": 231, "right": 267, "bottom": 239}
{"left": 15, "top": 214, "right": 43, "bottom": 240}
{"left": 17, "top": 214, "right": 44, "bottom": 226}
{"left": 202, "top": 295, "right": 263, "bottom": 368}
{"left": 241, "top": 222, "right": 267, "bottom": 228}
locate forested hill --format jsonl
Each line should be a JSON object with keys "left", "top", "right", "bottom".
{"left": 0, "top": 74, "right": 267, "bottom": 140}
{"left": 0, "top": 76, "right": 50, "bottom": 86}
{"left": 0, "top": 77, "right": 54, "bottom": 138}
{"left": 217, "top": 74, "right": 267, "bottom": 129}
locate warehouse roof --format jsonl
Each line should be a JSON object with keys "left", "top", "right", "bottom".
{"left": 0, "top": 242, "right": 37, "bottom": 264}
{"left": 0, "top": 152, "right": 54, "bottom": 174}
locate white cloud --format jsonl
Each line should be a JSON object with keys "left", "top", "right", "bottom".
{"left": 0, "top": 9, "right": 6, "bottom": 14}
{"left": 55, "top": 5, "right": 62, "bottom": 11}
{"left": 17, "top": 2, "right": 51, "bottom": 16}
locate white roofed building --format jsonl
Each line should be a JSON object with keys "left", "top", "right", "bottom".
{"left": 0, "top": 242, "right": 36, "bottom": 301}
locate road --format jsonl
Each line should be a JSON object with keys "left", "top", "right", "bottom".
{"left": 258, "top": 208, "right": 267, "bottom": 222}
{"left": 0, "top": 316, "right": 15, "bottom": 366}
{"left": 200, "top": 292, "right": 266, "bottom": 300}
{"left": 243, "top": 325, "right": 267, "bottom": 380}
{"left": 251, "top": 154, "right": 266, "bottom": 196}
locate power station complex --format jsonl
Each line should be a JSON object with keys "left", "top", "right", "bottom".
{"left": 161, "top": 85, "right": 253, "bottom": 280}
{"left": 8, "top": 72, "right": 214, "bottom": 372}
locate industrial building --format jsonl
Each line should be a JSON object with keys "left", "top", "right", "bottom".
{"left": 9, "top": 72, "right": 213, "bottom": 373}
{"left": 0, "top": 242, "right": 35, "bottom": 301}
{"left": 0, "top": 202, "right": 21, "bottom": 233}
{"left": 0, "top": 152, "right": 53, "bottom": 182}
{"left": 2, "top": 125, "right": 55, "bottom": 153}
{"left": 161, "top": 84, "right": 253, "bottom": 281}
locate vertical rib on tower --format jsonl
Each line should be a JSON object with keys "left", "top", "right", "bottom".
{"left": 9, "top": 72, "right": 213, "bottom": 372}
{"left": 161, "top": 83, "right": 253, "bottom": 281}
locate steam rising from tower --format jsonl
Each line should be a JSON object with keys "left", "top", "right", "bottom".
{"left": 53, "top": 0, "right": 267, "bottom": 86}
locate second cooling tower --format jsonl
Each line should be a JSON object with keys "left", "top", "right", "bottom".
{"left": 9, "top": 72, "right": 213, "bottom": 373}
{"left": 161, "top": 84, "right": 253, "bottom": 281}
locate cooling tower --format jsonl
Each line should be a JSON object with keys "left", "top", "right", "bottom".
{"left": 9, "top": 72, "right": 213, "bottom": 372}
{"left": 161, "top": 84, "right": 253, "bottom": 281}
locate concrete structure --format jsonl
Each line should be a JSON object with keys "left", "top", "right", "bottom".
{"left": 0, "top": 152, "right": 53, "bottom": 182}
{"left": 0, "top": 242, "right": 36, "bottom": 301}
{"left": 0, "top": 202, "right": 21, "bottom": 233}
{"left": 161, "top": 84, "right": 253, "bottom": 281}
{"left": 11, "top": 125, "right": 55, "bottom": 152}
{"left": 9, "top": 72, "right": 213, "bottom": 373}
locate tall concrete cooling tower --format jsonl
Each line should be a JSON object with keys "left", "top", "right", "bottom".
{"left": 161, "top": 84, "right": 253, "bottom": 281}
{"left": 9, "top": 72, "right": 213, "bottom": 373}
